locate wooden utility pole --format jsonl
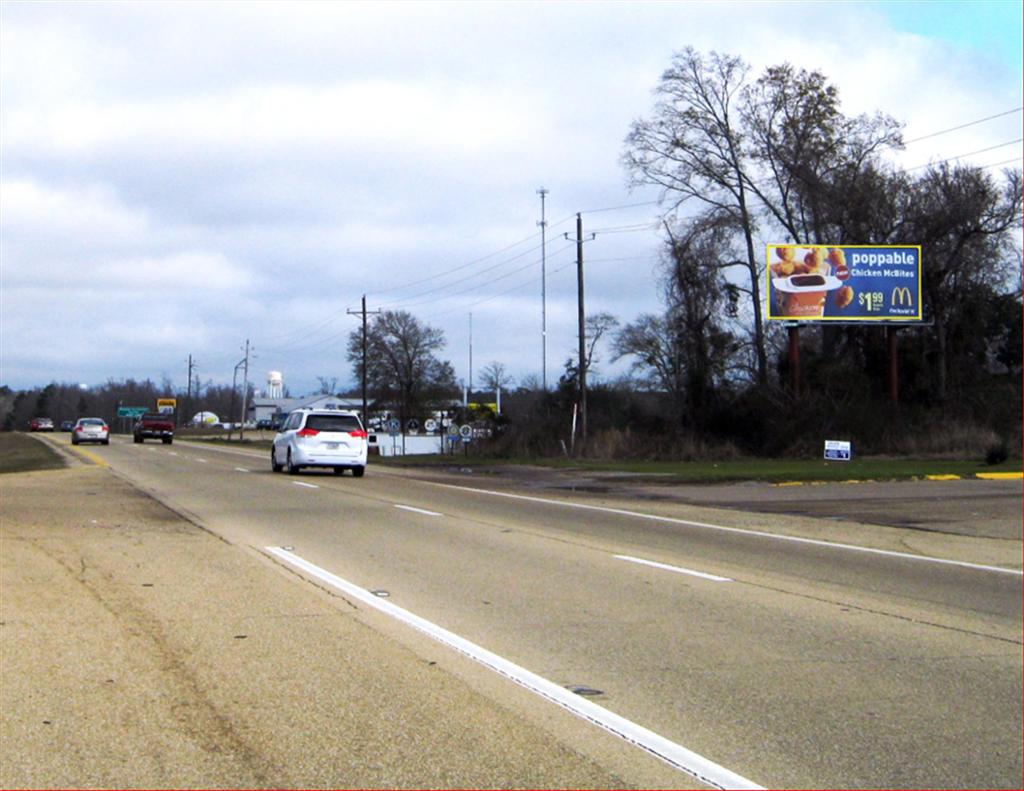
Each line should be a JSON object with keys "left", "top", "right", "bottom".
{"left": 348, "top": 295, "right": 381, "bottom": 424}
{"left": 576, "top": 214, "right": 587, "bottom": 448}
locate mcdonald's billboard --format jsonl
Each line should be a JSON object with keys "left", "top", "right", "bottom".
{"left": 766, "top": 245, "right": 922, "bottom": 322}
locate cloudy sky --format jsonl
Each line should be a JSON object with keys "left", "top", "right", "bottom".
{"left": 2, "top": 0, "right": 1021, "bottom": 397}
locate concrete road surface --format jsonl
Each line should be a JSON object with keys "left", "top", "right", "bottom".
{"left": 6, "top": 434, "right": 1021, "bottom": 789}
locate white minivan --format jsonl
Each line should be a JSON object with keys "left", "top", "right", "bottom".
{"left": 271, "top": 409, "right": 368, "bottom": 477}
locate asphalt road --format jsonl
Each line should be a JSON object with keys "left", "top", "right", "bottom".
{"left": 44, "top": 436, "right": 1024, "bottom": 788}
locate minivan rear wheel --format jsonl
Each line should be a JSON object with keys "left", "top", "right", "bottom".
{"left": 286, "top": 449, "right": 300, "bottom": 475}
{"left": 352, "top": 466, "right": 365, "bottom": 478}
{"left": 271, "top": 448, "right": 283, "bottom": 472}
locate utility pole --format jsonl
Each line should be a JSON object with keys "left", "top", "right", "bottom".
{"left": 348, "top": 295, "right": 381, "bottom": 425}
{"left": 239, "top": 339, "right": 251, "bottom": 441}
{"left": 468, "top": 312, "right": 473, "bottom": 404}
{"left": 184, "top": 354, "right": 194, "bottom": 428}
{"left": 565, "top": 213, "right": 595, "bottom": 455}
{"left": 537, "top": 187, "right": 548, "bottom": 391}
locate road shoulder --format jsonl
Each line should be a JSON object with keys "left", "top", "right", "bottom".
{"left": 1, "top": 465, "right": 669, "bottom": 789}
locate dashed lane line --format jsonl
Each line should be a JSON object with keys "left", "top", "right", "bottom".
{"left": 394, "top": 504, "right": 443, "bottom": 517}
{"left": 615, "top": 555, "right": 733, "bottom": 582}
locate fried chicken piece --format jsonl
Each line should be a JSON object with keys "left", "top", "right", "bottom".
{"left": 834, "top": 285, "right": 854, "bottom": 309}
{"left": 804, "top": 248, "right": 827, "bottom": 273}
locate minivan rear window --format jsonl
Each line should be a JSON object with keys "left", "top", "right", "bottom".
{"left": 305, "top": 414, "right": 362, "bottom": 433}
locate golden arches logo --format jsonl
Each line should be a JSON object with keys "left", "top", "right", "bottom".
{"left": 891, "top": 286, "right": 913, "bottom": 307}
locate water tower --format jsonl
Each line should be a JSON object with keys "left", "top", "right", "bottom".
{"left": 267, "top": 371, "right": 284, "bottom": 399}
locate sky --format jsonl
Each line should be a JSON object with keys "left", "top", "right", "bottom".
{"left": 2, "top": 0, "right": 1021, "bottom": 398}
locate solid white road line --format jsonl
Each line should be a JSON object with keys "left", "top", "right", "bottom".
{"left": 429, "top": 482, "right": 1023, "bottom": 576}
{"left": 235, "top": 467, "right": 250, "bottom": 473}
{"left": 615, "top": 554, "right": 733, "bottom": 582}
{"left": 264, "top": 546, "right": 763, "bottom": 790}
{"left": 394, "top": 504, "right": 443, "bottom": 517}
{"left": 292, "top": 481, "right": 319, "bottom": 489}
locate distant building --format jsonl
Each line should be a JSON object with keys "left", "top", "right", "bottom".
{"left": 248, "top": 394, "right": 363, "bottom": 425}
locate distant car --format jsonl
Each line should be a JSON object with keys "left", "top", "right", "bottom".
{"left": 72, "top": 417, "right": 110, "bottom": 445}
{"left": 60, "top": 420, "right": 75, "bottom": 432}
{"left": 29, "top": 418, "right": 54, "bottom": 432}
{"left": 271, "top": 408, "right": 368, "bottom": 476}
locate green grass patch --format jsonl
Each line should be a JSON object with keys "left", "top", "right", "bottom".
{"left": 0, "top": 432, "right": 66, "bottom": 474}
{"left": 173, "top": 434, "right": 1021, "bottom": 483}
{"left": 375, "top": 453, "right": 1021, "bottom": 483}
{"left": 546, "top": 457, "right": 1022, "bottom": 483}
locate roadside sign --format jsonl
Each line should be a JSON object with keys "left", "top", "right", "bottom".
{"left": 406, "top": 418, "right": 420, "bottom": 434}
{"left": 459, "top": 424, "right": 473, "bottom": 439}
{"left": 824, "top": 440, "right": 852, "bottom": 461}
{"left": 448, "top": 423, "right": 460, "bottom": 437}
{"left": 117, "top": 406, "right": 148, "bottom": 418}
{"left": 766, "top": 245, "right": 922, "bottom": 322}
{"left": 424, "top": 418, "right": 438, "bottom": 433}
{"left": 157, "top": 398, "right": 177, "bottom": 414}
{"left": 387, "top": 418, "right": 401, "bottom": 436}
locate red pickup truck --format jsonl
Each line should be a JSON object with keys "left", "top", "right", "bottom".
{"left": 133, "top": 413, "right": 174, "bottom": 444}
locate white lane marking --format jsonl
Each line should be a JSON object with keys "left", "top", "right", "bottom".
{"left": 264, "top": 547, "right": 762, "bottom": 790}
{"left": 394, "top": 504, "right": 443, "bottom": 517}
{"left": 169, "top": 452, "right": 178, "bottom": 457}
{"left": 429, "top": 483, "right": 1024, "bottom": 576}
{"left": 615, "top": 555, "right": 732, "bottom": 582}
{"left": 195, "top": 458, "right": 208, "bottom": 463}
{"left": 292, "top": 481, "right": 319, "bottom": 489}
{"left": 235, "top": 467, "right": 250, "bottom": 473}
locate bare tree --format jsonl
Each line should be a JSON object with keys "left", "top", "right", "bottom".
{"left": 624, "top": 48, "right": 768, "bottom": 385}
{"left": 346, "top": 310, "right": 457, "bottom": 424}
{"left": 479, "top": 361, "right": 514, "bottom": 394}
{"left": 316, "top": 376, "right": 338, "bottom": 395}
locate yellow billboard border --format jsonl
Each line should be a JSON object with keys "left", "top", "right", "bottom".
{"left": 764, "top": 244, "right": 923, "bottom": 322}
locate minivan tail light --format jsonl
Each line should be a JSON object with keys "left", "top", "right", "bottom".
{"left": 297, "top": 428, "right": 319, "bottom": 437}
{"left": 349, "top": 430, "right": 367, "bottom": 439}
{"left": 74, "top": 426, "right": 83, "bottom": 433}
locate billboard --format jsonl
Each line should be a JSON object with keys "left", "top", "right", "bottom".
{"left": 766, "top": 245, "right": 922, "bottom": 322}
{"left": 156, "top": 398, "right": 177, "bottom": 414}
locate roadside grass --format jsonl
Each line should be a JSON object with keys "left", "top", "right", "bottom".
{"left": 0, "top": 432, "right": 66, "bottom": 474}
{"left": 179, "top": 434, "right": 1021, "bottom": 483}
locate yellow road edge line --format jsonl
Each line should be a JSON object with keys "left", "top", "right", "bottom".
{"left": 926, "top": 474, "right": 961, "bottom": 481}
{"left": 976, "top": 471, "right": 1023, "bottom": 480}
{"left": 65, "top": 445, "right": 108, "bottom": 468}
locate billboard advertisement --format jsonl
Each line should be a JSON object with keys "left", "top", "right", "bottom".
{"left": 766, "top": 245, "right": 922, "bottom": 322}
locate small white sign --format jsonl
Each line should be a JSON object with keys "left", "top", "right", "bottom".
{"left": 824, "top": 440, "right": 852, "bottom": 461}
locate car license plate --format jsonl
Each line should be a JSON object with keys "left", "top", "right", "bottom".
{"left": 326, "top": 442, "right": 340, "bottom": 449}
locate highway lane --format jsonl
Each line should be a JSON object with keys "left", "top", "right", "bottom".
{"left": 58, "top": 436, "right": 1023, "bottom": 788}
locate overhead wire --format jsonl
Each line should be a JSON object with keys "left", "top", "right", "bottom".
{"left": 902, "top": 107, "right": 1022, "bottom": 145}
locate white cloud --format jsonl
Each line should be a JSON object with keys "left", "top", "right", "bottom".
{"left": 1, "top": 1, "right": 1020, "bottom": 393}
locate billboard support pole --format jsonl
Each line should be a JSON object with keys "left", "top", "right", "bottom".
{"left": 787, "top": 326, "right": 801, "bottom": 399}
{"left": 887, "top": 326, "right": 899, "bottom": 406}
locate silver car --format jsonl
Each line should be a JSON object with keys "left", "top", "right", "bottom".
{"left": 271, "top": 409, "right": 368, "bottom": 476}
{"left": 72, "top": 417, "right": 110, "bottom": 445}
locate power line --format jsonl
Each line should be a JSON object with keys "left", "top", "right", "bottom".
{"left": 903, "top": 107, "right": 1022, "bottom": 145}
{"left": 907, "top": 138, "right": 1023, "bottom": 171}
{"left": 365, "top": 229, "right": 542, "bottom": 298}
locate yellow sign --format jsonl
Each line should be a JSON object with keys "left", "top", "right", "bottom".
{"left": 157, "top": 398, "right": 177, "bottom": 414}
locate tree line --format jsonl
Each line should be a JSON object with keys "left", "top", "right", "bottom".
{"left": 5, "top": 49, "right": 1020, "bottom": 458}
